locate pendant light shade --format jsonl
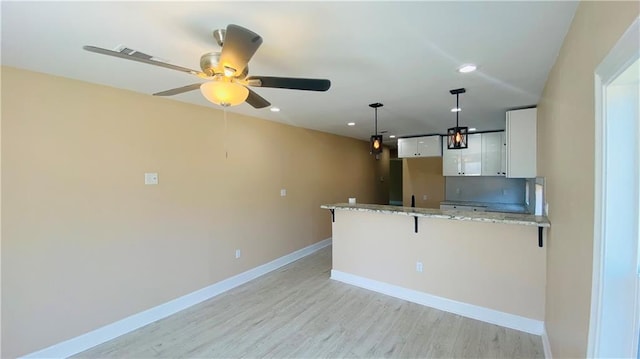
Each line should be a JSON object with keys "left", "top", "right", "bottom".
{"left": 371, "top": 135, "right": 383, "bottom": 153}
{"left": 447, "top": 88, "right": 468, "bottom": 149}
{"left": 200, "top": 80, "right": 249, "bottom": 107}
{"left": 369, "top": 102, "right": 384, "bottom": 155}
{"left": 447, "top": 126, "right": 469, "bottom": 149}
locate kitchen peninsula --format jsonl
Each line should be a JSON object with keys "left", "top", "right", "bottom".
{"left": 321, "top": 203, "right": 551, "bottom": 335}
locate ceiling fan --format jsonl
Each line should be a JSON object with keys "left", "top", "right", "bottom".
{"left": 83, "top": 24, "right": 331, "bottom": 108}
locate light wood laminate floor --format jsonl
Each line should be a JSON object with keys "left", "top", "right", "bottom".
{"left": 75, "top": 246, "right": 543, "bottom": 358}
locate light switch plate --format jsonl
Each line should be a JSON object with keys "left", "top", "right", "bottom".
{"left": 145, "top": 173, "right": 158, "bottom": 185}
{"left": 280, "top": 189, "right": 287, "bottom": 197}
{"left": 545, "top": 202, "right": 549, "bottom": 216}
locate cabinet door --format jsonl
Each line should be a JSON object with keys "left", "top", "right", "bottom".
{"left": 506, "top": 108, "right": 537, "bottom": 178}
{"left": 481, "top": 132, "right": 503, "bottom": 176}
{"left": 416, "top": 136, "right": 442, "bottom": 157}
{"left": 500, "top": 132, "right": 507, "bottom": 175}
{"left": 397, "top": 138, "right": 417, "bottom": 158}
{"left": 461, "top": 133, "right": 482, "bottom": 175}
{"left": 442, "top": 140, "right": 461, "bottom": 176}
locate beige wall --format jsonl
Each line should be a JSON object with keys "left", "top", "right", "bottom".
{"left": 332, "top": 210, "right": 546, "bottom": 320}
{"left": 402, "top": 157, "right": 445, "bottom": 208}
{"left": 0, "top": 67, "right": 386, "bottom": 358}
{"left": 537, "top": 2, "right": 639, "bottom": 357}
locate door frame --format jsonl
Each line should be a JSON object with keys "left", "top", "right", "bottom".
{"left": 588, "top": 17, "right": 640, "bottom": 358}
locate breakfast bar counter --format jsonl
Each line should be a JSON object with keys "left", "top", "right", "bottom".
{"left": 321, "top": 203, "right": 550, "bottom": 227}
{"left": 322, "top": 202, "right": 551, "bottom": 335}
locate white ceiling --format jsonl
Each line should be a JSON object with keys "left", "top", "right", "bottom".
{"left": 1, "top": 1, "right": 578, "bottom": 145}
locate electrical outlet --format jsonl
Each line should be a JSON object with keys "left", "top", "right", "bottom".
{"left": 416, "top": 261, "right": 423, "bottom": 273}
{"left": 235, "top": 249, "right": 241, "bottom": 259}
{"left": 280, "top": 189, "right": 286, "bottom": 197}
{"left": 144, "top": 172, "right": 158, "bottom": 185}
{"left": 422, "top": 194, "right": 428, "bottom": 200}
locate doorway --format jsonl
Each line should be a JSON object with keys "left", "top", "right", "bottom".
{"left": 589, "top": 18, "right": 640, "bottom": 358}
{"left": 389, "top": 159, "right": 403, "bottom": 206}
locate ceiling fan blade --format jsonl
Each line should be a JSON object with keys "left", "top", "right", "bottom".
{"left": 153, "top": 83, "right": 202, "bottom": 96}
{"left": 247, "top": 76, "right": 331, "bottom": 91}
{"left": 218, "top": 24, "right": 263, "bottom": 77}
{"left": 245, "top": 88, "right": 271, "bottom": 109}
{"left": 83, "top": 45, "right": 205, "bottom": 77}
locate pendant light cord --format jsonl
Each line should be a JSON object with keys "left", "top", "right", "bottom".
{"left": 456, "top": 93, "right": 460, "bottom": 128}
{"left": 374, "top": 107, "right": 378, "bottom": 135}
{"left": 369, "top": 102, "right": 383, "bottom": 134}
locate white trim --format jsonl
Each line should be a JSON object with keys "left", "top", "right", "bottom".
{"left": 331, "top": 270, "right": 544, "bottom": 335}
{"left": 542, "top": 326, "right": 553, "bottom": 359}
{"left": 21, "top": 238, "right": 332, "bottom": 359}
{"left": 589, "top": 64, "right": 606, "bottom": 359}
{"left": 588, "top": 16, "right": 640, "bottom": 358}
{"left": 595, "top": 17, "right": 640, "bottom": 84}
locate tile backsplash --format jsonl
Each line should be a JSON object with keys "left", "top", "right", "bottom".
{"left": 445, "top": 176, "right": 526, "bottom": 204}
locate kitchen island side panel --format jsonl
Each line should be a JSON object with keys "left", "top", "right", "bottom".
{"left": 332, "top": 210, "right": 545, "bottom": 321}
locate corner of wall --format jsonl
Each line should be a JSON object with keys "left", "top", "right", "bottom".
{"left": 542, "top": 326, "right": 553, "bottom": 359}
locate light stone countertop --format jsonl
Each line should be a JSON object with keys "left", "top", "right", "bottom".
{"left": 321, "top": 203, "right": 550, "bottom": 227}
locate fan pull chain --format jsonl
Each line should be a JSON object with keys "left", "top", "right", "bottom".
{"left": 223, "top": 107, "right": 228, "bottom": 160}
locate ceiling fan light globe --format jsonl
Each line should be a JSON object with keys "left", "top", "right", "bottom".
{"left": 200, "top": 81, "right": 249, "bottom": 107}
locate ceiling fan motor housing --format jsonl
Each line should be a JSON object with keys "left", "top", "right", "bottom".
{"left": 199, "top": 52, "right": 248, "bottom": 79}
{"left": 200, "top": 52, "right": 221, "bottom": 77}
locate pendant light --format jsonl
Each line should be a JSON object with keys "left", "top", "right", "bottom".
{"left": 447, "top": 88, "right": 468, "bottom": 149}
{"left": 369, "top": 102, "right": 383, "bottom": 155}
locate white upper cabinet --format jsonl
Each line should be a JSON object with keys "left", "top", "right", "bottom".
{"left": 397, "top": 138, "right": 415, "bottom": 158}
{"left": 462, "top": 134, "right": 482, "bottom": 175}
{"left": 442, "top": 133, "right": 482, "bottom": 176}
{"left": 442, "top": 140, "right": 460, "bottom": 176}
{"left": 506, "top": 108, "right": 537, "bottom": 178}
{"left": 481, "top": 132, "right": 506, "bottom": 176}
{"left": 417, "top": 136, "right": 442, "bottom": 157}
{"left": 398, "top": 136, "right": 441, "bottom": 158}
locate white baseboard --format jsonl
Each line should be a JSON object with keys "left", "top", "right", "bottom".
{"left": 22, "top": 238, "right": 332, "bottom": 359}
{"left": 331, "top": 270, "right": 544, "bottom": 336}
{"left": 542, "top": 326, "right": 553, "bottom": 359}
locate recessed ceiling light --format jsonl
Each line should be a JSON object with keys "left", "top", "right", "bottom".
{"left": 458, "top": 64, "right": 477, "bottom": 73}
{"left": 347, "top": 122, "right": 356, "bottom": 126}
{"left": 270, "top": 107, "right": 280, "bottom": 112}
{"left": 389, "top": 135, "right": 396, "bottom": 138}
{"left": 469, "top": 128, "right": 477, "bottom": 132}
{"left": 451, "top": 107, "right": 461, "bottom": 112}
